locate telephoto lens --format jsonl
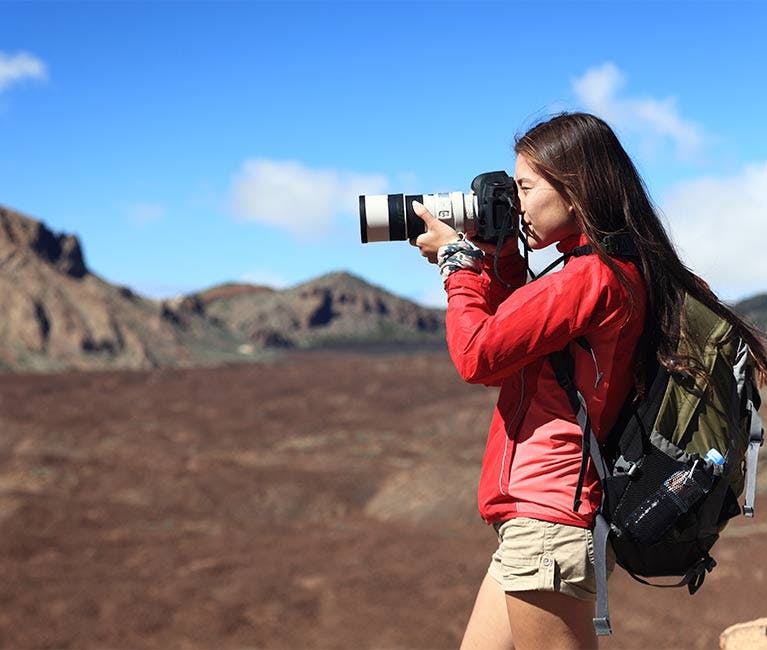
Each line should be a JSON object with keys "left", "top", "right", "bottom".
{"left": 359, "top": 192, "right": 478, "bottom": 244}
{"left": 359, "top": 171, "right": 517, "bottom": 244}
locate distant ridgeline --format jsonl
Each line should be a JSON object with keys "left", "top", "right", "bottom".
{"left": 0, "top": 205, "right": 446, "bottom": 372}
{"left": 196, "top": 272, "right": 445, "bottom": 350}
{"left": 734, "top": 294, "right": 767, "bottom": 333}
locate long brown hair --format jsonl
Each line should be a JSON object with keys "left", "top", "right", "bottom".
{"left": 514, "top": 112, "right": 767, "bottom": 390}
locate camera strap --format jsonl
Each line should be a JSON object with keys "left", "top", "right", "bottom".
{"left": 525, "top": 249, "right": 568, "bottom": 281}
{"left": 491, "top": 210, "right": 522, "bottom": 289}
{"left": 493, "top": 221, "right": 569, "bottom": 287}
{"left": 523, "top": 232, "right": 639, "bottom": 283}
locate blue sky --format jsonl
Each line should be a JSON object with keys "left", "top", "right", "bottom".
{"left": 1, "top": 0, "right": 766, "bottom": 307}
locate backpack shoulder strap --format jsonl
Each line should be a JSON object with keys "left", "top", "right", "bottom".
{"left": 592, "top": 512, "right": 613, "bottom": 635}
{"left": 744, "top": 376, "right": 764, "bottom": 517}
{"left": 571, "top": 233, "right": 639, "bottom": 259}
{"left": 548, "top": 344, "right": 614, "bottom": 636}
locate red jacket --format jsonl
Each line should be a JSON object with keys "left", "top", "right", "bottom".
{"left": 444, "top": 233, "right": 647, "bottom": 527}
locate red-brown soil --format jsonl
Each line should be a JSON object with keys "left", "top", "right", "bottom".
{"left": 0, "top": 350, "right": 763, "bottom": 649}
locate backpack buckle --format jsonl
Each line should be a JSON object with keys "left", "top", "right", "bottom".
{"left": 593, "top": 616, "right": 612, "bottom": 636}
{"left": 748, "top": 403, "right": 764, "bottom": 444}
{"left": 687, "top": 555, "right": 717, "bottom": 594}
{"left": 614, "top": 455, "right": 639, "bottom": 477}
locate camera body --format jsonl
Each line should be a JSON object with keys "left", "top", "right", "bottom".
{"left": 359, "top": 171, "right": 518, "bottom": 244}
{"left": 469, "top": 171, "right": 519, "bottom": 243}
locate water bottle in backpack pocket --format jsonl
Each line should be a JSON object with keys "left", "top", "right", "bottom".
{"left": 622, "top": 453, "right": 721, "bottom": 545}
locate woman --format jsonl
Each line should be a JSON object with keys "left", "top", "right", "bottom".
{"left": 411, "top": 112, "right": 767, "bottom": 650}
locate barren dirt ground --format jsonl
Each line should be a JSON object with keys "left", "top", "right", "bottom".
{"left": 0, "top": 350, "right": 764, "bottom": 649}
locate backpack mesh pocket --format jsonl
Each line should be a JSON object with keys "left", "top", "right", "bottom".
{"left": 610, "top": 444, "right": 708, "bottom": 544}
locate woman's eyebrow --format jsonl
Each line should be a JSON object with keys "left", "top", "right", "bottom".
{"left": 516, "top": 177, "right": 533, "bottom": 185}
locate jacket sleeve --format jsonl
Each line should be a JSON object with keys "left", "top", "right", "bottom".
{"left": 480, "top": 251, "right": 527, "bottom": 315}
{"left": 444, "top": 256, "right": 621, "bottom": 386}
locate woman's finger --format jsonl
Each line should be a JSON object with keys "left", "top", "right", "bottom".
{"left": 412, "top": 200, "right": 436, "bottom": 224}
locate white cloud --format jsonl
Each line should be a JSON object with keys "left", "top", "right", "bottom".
{"left": 661, "top": 162, "right": 767, "bottom": 301}
{"left": 229, "top": 159, "right": 388, "bottom": 236}
{"left": 0, "top": 51, "right": 47, "bottom": 92}
{"left": 572, "top": 62, "right": 703, "bottom": 158}
{"left": 572, "top": 62, "right": 624, "bottom": 118}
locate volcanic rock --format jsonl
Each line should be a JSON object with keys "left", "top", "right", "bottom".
{"left": 197, "top": 271, "right": 446, "bottom": 349}
{"left": 0, "top": 205, "right": 247, "bottom": 372}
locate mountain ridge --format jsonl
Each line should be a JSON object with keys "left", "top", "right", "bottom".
{"left": 189, "top": 269, "right": 446, "bottom": 350}
{"left": 1, "top": 203, "right": 765, "bottom": 373}
{"left": 0, "top": 205, "right": 446, "bottom": 372}
{"left": 0, "top": 205, "right": 252, "bottom": 372}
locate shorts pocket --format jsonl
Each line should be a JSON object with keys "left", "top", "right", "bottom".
{"left": 495, "top": 519, "right": 551, "bottom": 591}
{"left": 551, "top": 526, "right": 596, "bottom": 598}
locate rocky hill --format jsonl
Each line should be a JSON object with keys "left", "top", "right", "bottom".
{"left": 734, "top": 293, "right": 767, "bottom": 331}
{"left": 196, "top": 271, "right": 446, "bottom": 349}
{"left": 0, "top": 206, "right": 446, "bottom": 372}
{"left": 0, "top": 206, "right": 250, "bottom": 372}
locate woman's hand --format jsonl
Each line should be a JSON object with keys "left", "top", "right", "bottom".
{"left": 410, "top": 201, "right": 461, "bottom": 264}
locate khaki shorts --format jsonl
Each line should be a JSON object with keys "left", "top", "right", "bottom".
{"left": 487, "top": 517, "right": 615, "bottom": 601}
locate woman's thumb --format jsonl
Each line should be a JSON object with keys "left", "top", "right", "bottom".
{"left": 412, "top": 200, "right": 434, "bottom": 223}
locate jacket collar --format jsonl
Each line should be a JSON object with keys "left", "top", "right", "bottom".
{"left": 556, "top": 232, "right": 588, "bottom": 255}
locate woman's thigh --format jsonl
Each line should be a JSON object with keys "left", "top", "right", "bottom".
{"left": 460, "top": 572, "right": 514, "bottom": 650}
{"left": 505, "top": 589, "right": 598, "bottom": 650}
{"left": 461, "top": 574, "right": 598, "bottom": 650}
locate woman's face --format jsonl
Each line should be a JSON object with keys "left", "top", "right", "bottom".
{"left": 514, "top": 153, "right": 579, "bottom": 250}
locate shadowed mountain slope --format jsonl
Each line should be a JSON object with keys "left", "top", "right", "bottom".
{"left": 734, "top": 293, "right": 767, "bottom": 332}
{"left": 196, "top": 271, "right": 446, "bottom": 349}
{"left": 0, "top": 206, "right": 247, "bottom": 372}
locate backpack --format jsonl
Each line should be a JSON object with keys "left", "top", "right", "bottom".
{"left": 548, "top": 240, "right": 765, "bottom": 637}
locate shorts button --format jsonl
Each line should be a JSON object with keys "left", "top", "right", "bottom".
{"left": 542, "top": 557, "right": 552, "bottom": 567}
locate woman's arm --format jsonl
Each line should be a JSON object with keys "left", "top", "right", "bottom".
{"left": 445, "top": 256, "right": 619, "bottom": 385}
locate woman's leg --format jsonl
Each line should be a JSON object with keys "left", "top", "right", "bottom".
{"left": 505, "top": 590, "right": 598, "bottom": 650}
{"left": 460, "top": 572, "right": 514, "bottom": 650}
